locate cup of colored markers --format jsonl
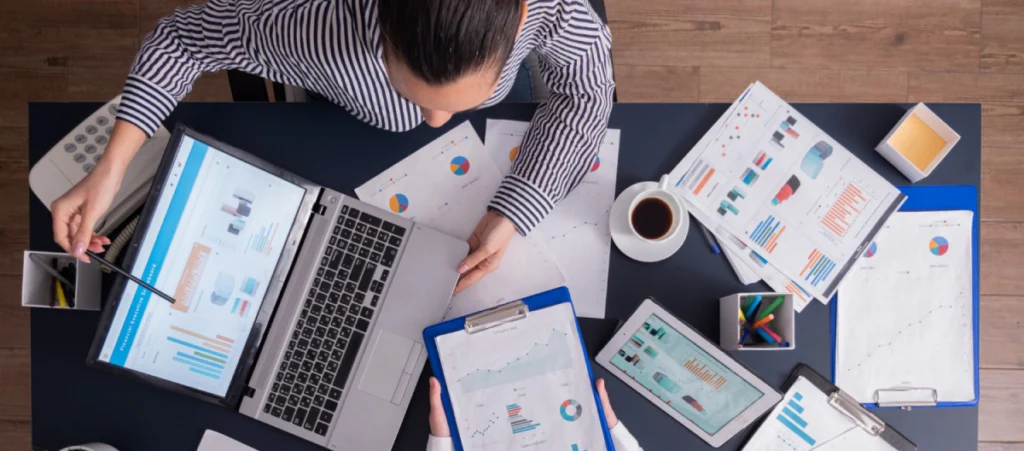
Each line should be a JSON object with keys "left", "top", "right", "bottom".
{"left": 718, "top": 292, "right": 795, "bottom": 351}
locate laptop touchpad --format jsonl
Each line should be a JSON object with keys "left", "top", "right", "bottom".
{"left": 358, "top": 330, "right": 413, "bottom": 402}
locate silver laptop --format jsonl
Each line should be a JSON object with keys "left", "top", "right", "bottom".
{"left": 88, "top": 125, "right": 468, "bottom": 450}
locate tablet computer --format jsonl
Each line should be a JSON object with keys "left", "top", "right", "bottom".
{"left": 596, "top": 298, "right": 782, "bottom": 447}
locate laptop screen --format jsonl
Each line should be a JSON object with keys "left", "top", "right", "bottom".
{"left": 97, "top": 134, "right": 306, "bottom": 397}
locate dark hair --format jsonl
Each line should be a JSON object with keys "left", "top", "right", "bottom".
{"left": 378, "top": 0, "right": 523, "bottom": 85}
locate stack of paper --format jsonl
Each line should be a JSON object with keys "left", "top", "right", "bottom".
{"left": 668, "top": 82, "right": 906, "bottom": 311}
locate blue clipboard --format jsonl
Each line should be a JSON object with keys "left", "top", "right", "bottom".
{"left": 423, "top": 287, "right": 617, "bottom": 451}
{"left": 830, "top": 185, "right": 980, "bottom": 408}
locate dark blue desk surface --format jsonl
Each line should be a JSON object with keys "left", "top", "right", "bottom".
{"left": 28, "top": 102, "right": 980, "bottom": 451}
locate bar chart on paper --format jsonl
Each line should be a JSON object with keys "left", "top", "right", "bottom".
{"left": 820, "top": 183, "right": 870, "bottom": 239}
{"left": 775, "top": 392, "right": 816, "bottom": 446}
{"left": 749, "top": 215, "right": 786, "bottom": 254}
{"left": 167, "top": 325, "right": 234, "bottom": 380}
{"left": 800, "top": 249, "right": 836, "bottom": 288}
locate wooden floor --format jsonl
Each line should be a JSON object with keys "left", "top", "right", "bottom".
{"left": 1, "top": 0, "right": 1022, "bottom": 449}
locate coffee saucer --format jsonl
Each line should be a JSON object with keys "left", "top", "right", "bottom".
{"left": 610, "top": 181, "right": 689, "bottom": 263}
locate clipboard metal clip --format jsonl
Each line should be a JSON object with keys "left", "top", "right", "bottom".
{"left": 874, "top": 387, "right": 939, "bottom": 410}
{"left": 464, "top": 300, "right": 529, "bottom": 334}
{"left": 828, "top": 390, "right": 885, "bottom": 437}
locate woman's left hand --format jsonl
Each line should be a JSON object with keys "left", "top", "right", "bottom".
{"left": 454, "top": 210, "right": 517, "bottom": 294}
{"left": 429, "top": 377, "right": 451, "bottom": 437}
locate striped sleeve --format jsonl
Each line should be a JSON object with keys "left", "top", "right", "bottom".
{"left": 488, "top": 0, "right": 615, "bottom": 235}
{"left": 118, "top": 0, "right": 258, "bottom": 136}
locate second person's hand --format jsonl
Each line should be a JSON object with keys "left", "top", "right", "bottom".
{"left": 454, "top": 210, "right": 517, "bottom": 294}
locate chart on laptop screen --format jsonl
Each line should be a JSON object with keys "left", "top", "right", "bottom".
{"left": 98, "top": 135, "right": 306, "bottom": 396}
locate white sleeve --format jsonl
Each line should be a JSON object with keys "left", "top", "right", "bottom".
{"left": 426, "top": 435, "right": 455, "bottom": 451}
{"left": 610, "top": 422, "right": 643, "bottom": 451}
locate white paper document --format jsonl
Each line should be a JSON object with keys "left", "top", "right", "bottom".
{"left": 485, "top": 119, "right": 619, "bottom": 319}
{"left": 835, "top": 211, "right": 975, "bottom": 403}
{"left": 669, "top": 82, "right": 906, "bottom": 301}
{"left": 197, "top": 430, "right": 258, "bottom": 451}
{"left": 743, "top": 377, "right": 897, "bottom": 451}
{"left": 435, "top": 302, "right": 607, "bottom": 451}
{"left": 356, "top": 121, "right": 565, "bottom": 319}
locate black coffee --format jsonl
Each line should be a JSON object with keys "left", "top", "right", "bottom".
{"left": 631, "top": 198, "right": 673, "bottom": 240}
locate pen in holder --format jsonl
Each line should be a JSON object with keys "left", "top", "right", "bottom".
{"left": 719, "top": 292, "right": 795, "bottom": 351}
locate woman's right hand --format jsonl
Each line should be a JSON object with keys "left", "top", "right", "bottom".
{"left": 51, "top": 161, "right": 123, "bottom": 262}
{"left": 51, "top": 119, "right": 147, "bottom": 262}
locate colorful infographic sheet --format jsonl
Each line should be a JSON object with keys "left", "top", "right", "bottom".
{"left": 355, "top": 121, "right": 565, "bottom": 319}
{"left": 484, "top": 120, "right": 620, "bottom": 319}
{"left": 837, "top": 211, "right": 975, "bottom": 403}
{"left": 669, "top": 82, "right": 906, "bottom": 301}
{"left": 436, "top": 303, "right": 607, "bottom": 451}
{"left": 609, "top": 314, "right": 764, "bottom": 434}
{"left": 99, "top": 135, "right": 306, "bottom": 396}
{"left": 743, "top": 377, "right": 897, "bottom": 451}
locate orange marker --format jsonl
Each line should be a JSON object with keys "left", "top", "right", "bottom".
{"left": 750, "top": 314, "right": 774, "bottom": 330}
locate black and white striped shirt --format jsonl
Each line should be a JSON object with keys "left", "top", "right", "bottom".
{"left": 119, "top": 0, "right": 614, "bottom": 235}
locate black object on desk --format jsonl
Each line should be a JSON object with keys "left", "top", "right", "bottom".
{"left": 29, "top": 102, "right": 980, "bottom": 451}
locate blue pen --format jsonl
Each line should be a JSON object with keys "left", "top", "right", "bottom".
{"left": 697, "top": 224, "right": 721, "bottom": 255}
{"left": 739, "top": 328, "right": 750, "bottom": 347}
{"left": 755, "top": 327, "right": 777, "bottom": 344}
{"left": 743, "top": 295, "right": 763, "bottom": 321}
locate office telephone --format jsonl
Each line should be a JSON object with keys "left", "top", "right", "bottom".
{"left": 29, "top": 96, "right": 169, "bottom": 236}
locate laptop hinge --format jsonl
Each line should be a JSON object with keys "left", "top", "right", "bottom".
{"left": 312, "top": 203, "right": 327, "bottom": 216}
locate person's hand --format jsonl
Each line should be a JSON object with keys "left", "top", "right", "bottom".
{"left": 596, "top": 378, "right": 620, "bottom": 429}
{"left": 454, "top": 210, "right": 517, "bottom": 294}
{"left": 428, "top": 377, "right": 451, "bottom": 437}
{"left": 51, "top": 162, "right": 123, "bottom": 262}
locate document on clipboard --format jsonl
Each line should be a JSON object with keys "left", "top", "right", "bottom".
{"left": 423, "top": 288, "right": 615, "bottom": 451}
{"left": 743, "top": 365, "right": 916, "bottom": 451}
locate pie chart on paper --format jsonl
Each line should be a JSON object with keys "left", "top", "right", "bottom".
{"left": 590, "top": 156, "right": 601, "bottom": 173}
{"left": 929, "top": 236, "right": 949, "bottom": 256}
{"left": 389, "top": 193, "right": 409, "bottom": 214}
{"left": 450, "top": 156, "right": 470, "bottom": 176}
{"left": 863, "top": 241, "right": 877, "bottom": 258}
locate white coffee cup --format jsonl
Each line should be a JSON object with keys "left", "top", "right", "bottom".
{"left": 628, "top": 175, "right": 687, "bottom": 243}
{"left": 60, "top": 444, "right": 119, "bottom": 451}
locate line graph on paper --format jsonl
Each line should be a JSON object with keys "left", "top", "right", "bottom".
{"left": 544, "top": 220, "right": 602, "bottom": 243}
{"left": 845, "top": 302, "right": 957, "bottom": 370}
{"left": 836, "top": 211, "right": 975, "bottom": 403}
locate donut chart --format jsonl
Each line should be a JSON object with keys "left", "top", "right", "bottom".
{"left": 450, "top": 156, "right": 470, "bottom": 176}
{"left": 389, "top": 193, "right": 409, "bottom": 214}
{"left": 929, "top": 236, "right": 949, "bottom": 256}
{"left": 560, "top": 399, "right": 582, "bottom": 422}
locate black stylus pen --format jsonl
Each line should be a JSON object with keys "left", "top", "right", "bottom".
{"left": 84, "top": 250, "right": 177, "bottom": 304}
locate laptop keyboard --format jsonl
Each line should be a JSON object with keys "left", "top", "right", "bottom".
{"left": 263, "top": 205, "right": 407, "bottom": 436}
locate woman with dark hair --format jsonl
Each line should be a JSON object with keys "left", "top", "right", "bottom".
{"left": 51, "top": 0, "right": 615, "bottom": 294}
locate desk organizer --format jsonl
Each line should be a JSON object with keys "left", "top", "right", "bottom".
{"left": 876, "top": 103, "right": 960, "bottom": 182}
{"left": 22, "top": 251, "right": 101, "bottom": 310}
{"left": 719, "top": 292, "right": 795, "bottom": 351}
